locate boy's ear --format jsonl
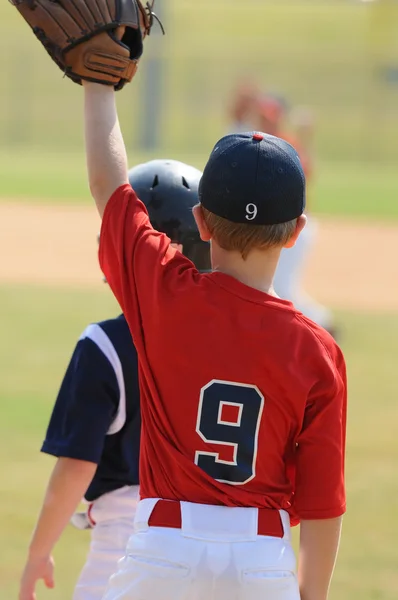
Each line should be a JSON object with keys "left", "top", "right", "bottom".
{"left": 193, "top": 204, "right": 212, "bottom": 242}
{"left": 284, "top": 214, "right": 307, "bottom": 249}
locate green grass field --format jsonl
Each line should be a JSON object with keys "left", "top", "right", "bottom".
{"left": 1, "top": 286, "right": 398, "bottom": 599}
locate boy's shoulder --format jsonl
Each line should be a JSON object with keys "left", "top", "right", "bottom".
{"left": 293, "top": 311, "right": 345, "bottom": 371}
{"left": 78, "top": 314, "right": 137, "bottom": 369}
{"left": 95, "top": 313, "right": 131, "bottom": 338}
{"left": 81, "top": 314, "right": 132, "bottom": 345}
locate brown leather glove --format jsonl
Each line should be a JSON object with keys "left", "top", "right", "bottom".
{"left": 10, "top": 0, "right": 164, "bottom": 90}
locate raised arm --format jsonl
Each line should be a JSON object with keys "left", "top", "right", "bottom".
{"left": 83, "top": 82, "right": 129, "bottom": 217}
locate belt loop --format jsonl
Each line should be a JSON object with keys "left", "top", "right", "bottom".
{"left": 87, "top": 503, "right": 96, "bottom": 527}
{"left": 279, "top": 510, "right": 291, "bottom": 541}
{"left": 134, "top": 498, "right": 160, "bottom": 532}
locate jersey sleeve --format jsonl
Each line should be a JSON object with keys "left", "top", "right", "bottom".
{"left": 292, "top": 346, "right": 347, "bottom": 520}
{"left": 98, "top": 185, "right": 197, "bottom": 345}
{"left": 41, "top": 335, "right": 119, "bottom": 464}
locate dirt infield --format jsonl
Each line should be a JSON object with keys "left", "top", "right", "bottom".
{"left": 1, "top": 203, "right": 397, "bottom": 311}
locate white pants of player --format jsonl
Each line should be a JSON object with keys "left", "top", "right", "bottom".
{"left": 273, "top": 217, "right": 333, "bottom": 329}
{"left": 102, "top": 498, "right": 300, "bottom": 600}
{"left": 73, "top": 485, "right": 140, "bottom": 600}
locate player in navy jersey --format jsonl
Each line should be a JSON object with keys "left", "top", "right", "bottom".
{"left": 18, "top": 160, "right": 210, "bottom": 600}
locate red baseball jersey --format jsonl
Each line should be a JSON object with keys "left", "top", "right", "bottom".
{"left": 99, "top": 184, "right": 347, "bottom": 523}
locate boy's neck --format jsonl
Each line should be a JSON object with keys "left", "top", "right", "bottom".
{"left": 211, "top": 243, "right": 281, "bottom": 296}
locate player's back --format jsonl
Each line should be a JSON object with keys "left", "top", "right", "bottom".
{"left": 87, "top": 314, "right": 141, "bottom": 500}
{"left": 99, "top": 133, "right": 346, "bottom": 523}
{"left": 42, "top": 313, "right": 141, "bottom": 502}
{"left": 138, "top": 271, "right": 346, "bottom": 521}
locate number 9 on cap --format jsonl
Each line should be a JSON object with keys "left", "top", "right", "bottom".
{"left": 245, "top": 203, "right": 258, "bottom": 221}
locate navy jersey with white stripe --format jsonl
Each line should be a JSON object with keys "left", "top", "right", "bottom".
{"left": 41, "top": 314, "right": 141, "bottom": 501}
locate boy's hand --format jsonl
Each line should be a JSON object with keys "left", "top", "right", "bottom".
{"left": 17, "top": 458, "right": 97, "bottom": 600}
{"left": 19, "top": 555, "right": 55, "bottom": 600}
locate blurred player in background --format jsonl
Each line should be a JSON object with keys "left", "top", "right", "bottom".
{"left": 257, "top": 94, "right": 336, "bottom": 335}
{"left": 228, "top": 79, "right": 259, "bottom": 132}
{"left": 18, "top": 160, "right": 210, "bottom": 600}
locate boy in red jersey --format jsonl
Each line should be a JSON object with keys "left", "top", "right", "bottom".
{"left": 83, "top": 79, "right": 346, "bottom": 600}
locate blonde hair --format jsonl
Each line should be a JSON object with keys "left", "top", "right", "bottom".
{"left": 202, "top": 207, "right": 297, "bottom": 260}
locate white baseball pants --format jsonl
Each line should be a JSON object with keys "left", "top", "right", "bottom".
{"left": 102, "top": 498, "right": 300, "bottom": 600}
{"left": 73, "top": 485, "right": 139, "bottom": 600}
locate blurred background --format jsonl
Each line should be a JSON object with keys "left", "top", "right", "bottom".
{"left": 1, "top": 0, "right": 398, "bottom": 598}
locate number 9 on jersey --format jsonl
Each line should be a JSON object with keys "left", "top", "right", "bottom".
{"left": 195, "top": 380, "right": 264, "bottom": 485}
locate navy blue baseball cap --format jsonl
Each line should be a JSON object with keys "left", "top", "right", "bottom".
{"left": 199, "top": 132, "right": 305, "bottom": 225}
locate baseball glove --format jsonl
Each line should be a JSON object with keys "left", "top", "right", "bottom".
{"left": 10, "top": 0, "right": 164, "bottom": 90}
